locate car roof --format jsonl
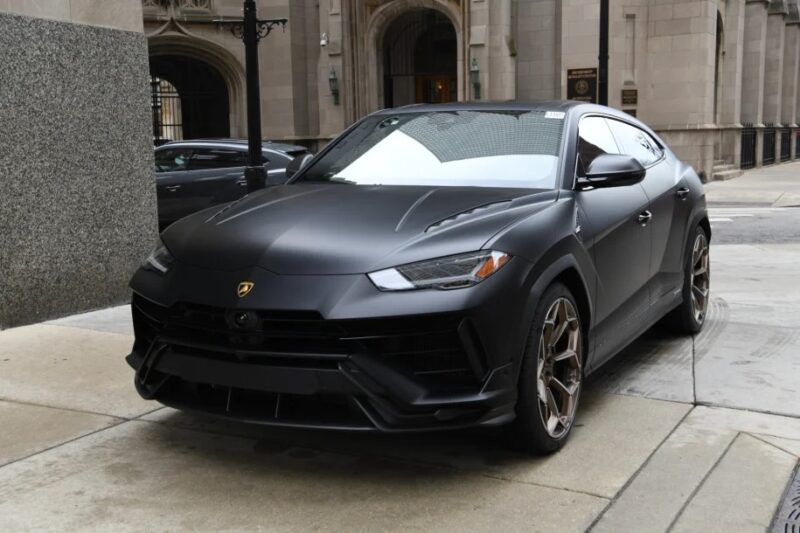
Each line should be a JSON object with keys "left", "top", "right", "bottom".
{"left": 157, "top": 139, "right": 307, "bottom": 153}
{"left": 374, "top": 100, "right": 583, "bottom": 114}
{"left": 371, "top": 100, "right": 653, "bottom": 134}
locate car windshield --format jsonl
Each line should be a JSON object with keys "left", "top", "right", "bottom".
{"left": 296, "top": 109, "right": 566, "bottom": 189}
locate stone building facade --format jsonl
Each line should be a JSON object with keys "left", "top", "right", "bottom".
{"left": 145, "top": 0, "right": 800, "bottom": 179}
{"left": 0, "top": 2, "right": 156, "bottom": 328}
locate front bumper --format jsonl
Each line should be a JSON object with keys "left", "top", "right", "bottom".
{"left": 127, "top": 260, "right": 533, "bottom": 431}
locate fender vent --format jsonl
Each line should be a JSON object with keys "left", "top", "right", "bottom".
{"left": 426, "top": 201, "right": 511, "bottom": 232}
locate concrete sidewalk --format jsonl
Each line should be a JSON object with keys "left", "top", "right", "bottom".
{"left": 705, "top": 161, "right": 800, "bottom": 206}
{"left": 2, "top": 244, "right": 799, "bottom": 531}
{"left": 1, "top": 167, "right": 799, "bottom": 531}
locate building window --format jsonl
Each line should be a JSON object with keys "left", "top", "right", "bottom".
{"left": 150, "top": 77, "right": 183, "bottom": 146}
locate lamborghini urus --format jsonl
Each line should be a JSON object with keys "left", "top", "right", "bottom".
{"left": 128, "top": 102, "right": 710, "bottom": 453}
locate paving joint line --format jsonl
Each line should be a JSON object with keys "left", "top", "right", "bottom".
{"left": 0, "top": 396, "right": 129, "bottom": 421}
{"left": 691, "top": 333, "right": 697, "bottom": 405}
{"left": 664, "top": 431, "right": 741, "bottom": 532}
{"left": 0, "top": 417, "right": 132, "bottom": 470}
{"left": 693, "top": 401, "right": 800, "bottom": 421}
{"left": 587, "top": 406, "right": 695, "bottom": 531}
{"left": 747, "top": 432, "right": 800, "bottom": 459}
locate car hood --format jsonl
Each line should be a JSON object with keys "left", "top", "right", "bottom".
{"left": 163, "top": 184, "right": 558, "bottom": 274}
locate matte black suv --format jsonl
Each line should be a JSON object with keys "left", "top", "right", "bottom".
{"left": 154, "top": 139, "right": 309, "bottom": 229}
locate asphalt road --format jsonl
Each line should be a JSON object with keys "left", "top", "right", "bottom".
{"left": 708, "top": 204, "right": 800, "bottom": 244}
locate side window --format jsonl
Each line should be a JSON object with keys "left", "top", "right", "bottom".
{"left": 607, "top": 120, "right": 663, "bottom": 167}
{"left": 577, "top": 117, "right": 620, "bottom": 176}
{"left": 154, "top": 148, "right": 192, "bottom": 172}
{"left": 188, "top": 149, "right": 247, "bottom": 170}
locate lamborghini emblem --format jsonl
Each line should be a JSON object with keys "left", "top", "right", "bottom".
{"left": 237, "top": 281, "right": 254, "bottom": 298}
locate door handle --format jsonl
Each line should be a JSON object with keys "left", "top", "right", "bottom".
{"left": 235, "top": 177, "right": 248, "bottom": 187}
{"left": 165, "top": 185, "right": 182, "bottom": 192}
{"left": 638, "top": 210, "right": 653, "bottom": 225}
{"left": 676, "top": 187, "right": 690, "bottom": 199}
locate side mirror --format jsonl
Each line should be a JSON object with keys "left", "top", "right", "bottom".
{"left": 284, "top": 153, "right": 314, "bottom": 180}
{"left": 577, "top": 154, "right": 646, "bottom": 190}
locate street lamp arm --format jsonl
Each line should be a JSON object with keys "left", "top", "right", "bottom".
{"left": 212, "top": 17, "right": 288, "bottom": 42}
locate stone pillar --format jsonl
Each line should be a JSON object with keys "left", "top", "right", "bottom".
{"left": 0, "top": 3, "right": 156, "bottom": 327}
{"left": 469, "top": 0, "right": 490, "bottom": 101}
{"left": 720, "top": 0, "right": 747, "bottom": 167}
{"left": 558, "top": 0, "right": 600, "bottom": 100}
{"left": 783, "top": 3, "right": 800, "bottom": 159}
{"left": 317, "top": 0, "right": 346, "bottom": 138}
{"left": 643, "top": 0, "right": 717, "bottom": 179}
{"left": 514, "top": 0, "right": 559, "bottom": 101}
{"left": 742, "top": 0, "right": 769, "bottom": 165}
{"left": 486, "top": 0, "right": 516, "bottom": 101}
{"left": 763, "top": 1, "right": 787, "bottom": 125}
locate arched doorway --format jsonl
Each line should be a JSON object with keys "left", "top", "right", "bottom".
{"left": 149, "top": 55, "right": 230, "bottom": 143}
{"left": 382, "top": 10, "right": 457, "bottom": 108}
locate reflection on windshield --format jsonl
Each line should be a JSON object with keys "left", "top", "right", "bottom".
{"left": 298, "top": 110, "right": 565, "bottom": 189}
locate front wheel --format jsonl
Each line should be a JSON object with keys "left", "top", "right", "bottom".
{"left": 507, "top": 282, "right": 584, "bottom": 454}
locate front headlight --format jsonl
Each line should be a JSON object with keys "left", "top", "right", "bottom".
{"left": 368, "top": 250, "right": 511, "bottom": 291}
{"left": 142, "top": 239, "right": 175, "bottom": 275}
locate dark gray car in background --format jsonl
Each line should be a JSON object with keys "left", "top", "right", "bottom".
{"left": 154, "top": 139, "right": 309, "bottom": 229}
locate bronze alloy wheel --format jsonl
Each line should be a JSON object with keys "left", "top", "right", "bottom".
{"left": 690, "top": 232, "right": 710, "bottom": 324}
{"left": 537, "top": 297, "right": 582, "bottom": 439}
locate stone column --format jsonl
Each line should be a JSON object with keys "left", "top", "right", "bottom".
{"left": 643, "top": 0, "right": 717, "bottom": 179}
{"left": 0, "top": 2, "right": 156, "bottom": 327}
{"left": 317, "top": 0, "right": 346, "bottom": 138}
{"left": 783, "top": 3, "right": 800, "bottom": 159}
{"left": 487, "top": 0, "right": 516, "bottom": 100}
{"left": 741, "top": 0, "right": 769, "bottom": 165}
{"left": 469, "top": 0, "right": 490, "bottom": 101}
{"left": 764, "top": 1, "right": 787, "bottom": 124}
{"left": 514, "top": 0, "right": 559, "bottom": 101}
{"left": 720, "top": 0, "right": 747, "bottom": 166}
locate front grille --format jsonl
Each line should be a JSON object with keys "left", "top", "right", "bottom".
{"left": 132, "top": 295, "right": 480, "bottom": 389}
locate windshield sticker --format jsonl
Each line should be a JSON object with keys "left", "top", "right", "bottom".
{"left": 545, "top": 111, "right": 566, "bottom": 120}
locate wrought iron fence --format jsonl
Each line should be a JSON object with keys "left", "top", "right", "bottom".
{"left": 780, "top": 127, "right": 791, "bottom": 162}
{"left": 763, "top": 124, "right": 776, "bottom": 166}
{"left": 150, "top": 77, "right": 183, "bottom": 146}
{"left": 796, "top": 130, "right": 800, "bottom": 160}
{"left": 740, "top": 124, "right": 757, "bottom": 170}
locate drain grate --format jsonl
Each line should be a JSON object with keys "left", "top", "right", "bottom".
{"left": 773, "top": 465, "right": 800, "bottom": 533}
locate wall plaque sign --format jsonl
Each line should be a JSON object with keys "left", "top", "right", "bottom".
{"left": 622, "top": 89, "right": 638, "bottom": 106}
{"left": 567, "top": 68, "right": 598, "bottom": 103}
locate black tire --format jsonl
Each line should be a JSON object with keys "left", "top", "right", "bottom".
{"left": 664, "top": 225, "right": 710, "bottom": 334}
{"left": 507, "top": 282, "right": 584, "bottom": 454}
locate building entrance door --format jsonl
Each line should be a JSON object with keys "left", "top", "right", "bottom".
{"left": 383, "top": 9, "right": 457, "bottom": 108}
{"left": 415, "top": 75, "right": 456, "bottom": 104}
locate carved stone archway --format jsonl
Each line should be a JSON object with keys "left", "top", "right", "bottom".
{"left": 147, "top": 33, "right": 247, "bottom": 137}
{"left": 365, "top": 0, "right": 464, "bottom": 112}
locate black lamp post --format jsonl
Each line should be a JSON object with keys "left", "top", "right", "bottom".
{"left": 215, "top": 1, "right": 287, "bottom": 193}
{"left": 598, "top": 0, "right": 609, "bottom": 106}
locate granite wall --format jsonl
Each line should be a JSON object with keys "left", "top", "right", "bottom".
{"left": 0, "top": 12, "right": 157, "bottom": 328}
